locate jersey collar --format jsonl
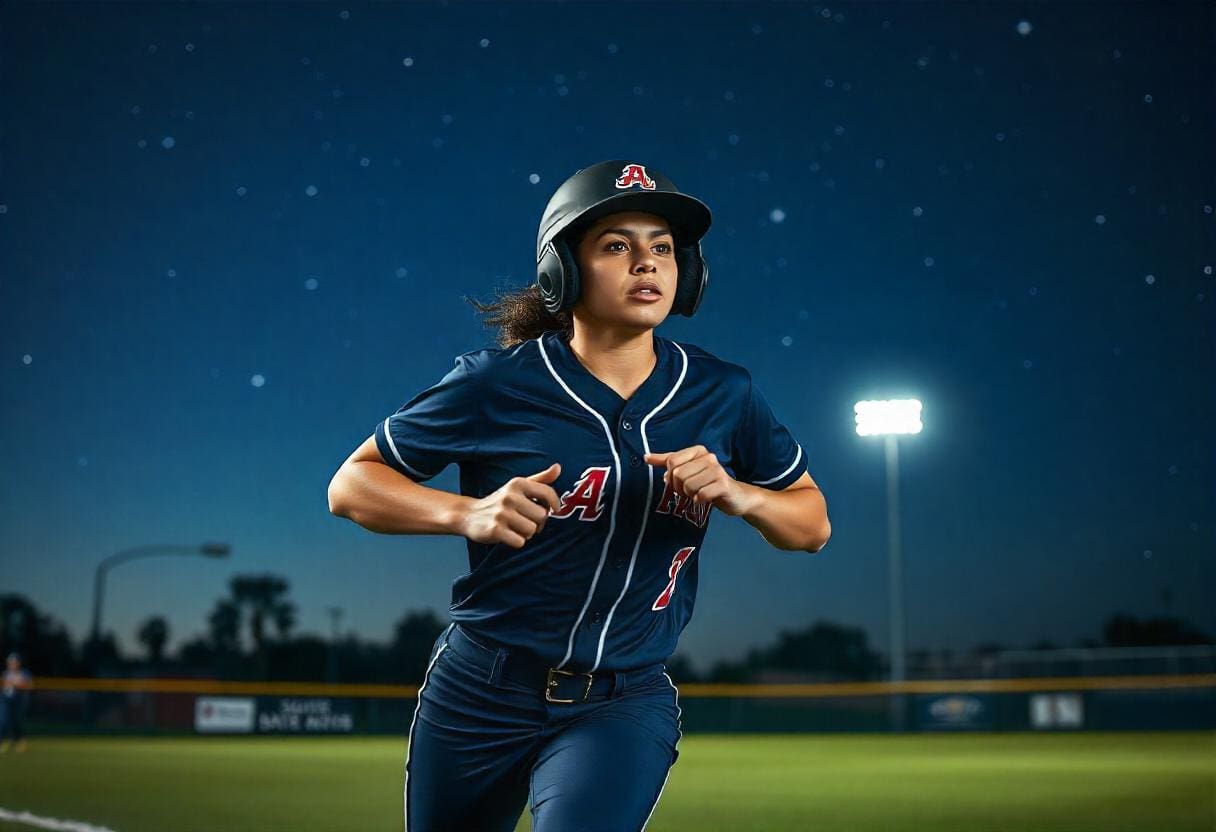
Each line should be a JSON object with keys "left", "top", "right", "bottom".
{"left": 539, "top": 329, "right": 675, "bottom": 420}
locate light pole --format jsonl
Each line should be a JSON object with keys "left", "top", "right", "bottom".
{"left": 326, "top": 606, "right": 345, "bottom": 683}
{"left": 855, "top": 399, "right": 923, "bottom": 732}
{"left": 89, "top": 542, "right": 231, "bottom": 652}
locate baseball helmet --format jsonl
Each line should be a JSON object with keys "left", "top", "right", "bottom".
{"left": 536, "top": 160, "right": 713, "bottom": 317}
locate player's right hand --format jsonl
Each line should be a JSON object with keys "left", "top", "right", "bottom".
{"left": 458, "top": 463, "right": 562, "bottom": 549}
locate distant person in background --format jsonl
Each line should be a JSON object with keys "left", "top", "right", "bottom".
{"left": 0, "top": 652, "right": 32, "bottom": 753}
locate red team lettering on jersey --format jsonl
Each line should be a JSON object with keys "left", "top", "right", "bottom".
{"left": 655, "top": 477, "right": 711, "bottom": 528}
{"left": 614, "top": 164, "right": 656, "bottom": 191}
{"left": 551, "top": 465, "right": 709, "bottom": 529}
{"left": 652, "top": 546, "right": 697, "bottom": 610}
{"left": 551, "top": 466, "right": 610, "bottom": 521}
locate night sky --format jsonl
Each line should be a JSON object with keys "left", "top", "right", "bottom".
{"left": 1, "top": 2, "right": 1212, "bottom": 674}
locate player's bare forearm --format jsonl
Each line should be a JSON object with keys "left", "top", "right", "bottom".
{"left": 736, "top": 481, "right": 831, "bottom": 553}
{"left": 328, "top": 460, "right": 472, "bottom": 536}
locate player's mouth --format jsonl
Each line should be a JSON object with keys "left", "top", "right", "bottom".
{"left": 626, "top": 281, "right": 663, "bottom": 302}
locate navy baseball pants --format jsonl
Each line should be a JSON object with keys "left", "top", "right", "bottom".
{"left": 405, "top": 623, "right": 683, "bottom": 832}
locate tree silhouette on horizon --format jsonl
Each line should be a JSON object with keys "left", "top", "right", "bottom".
{"left": 136, "top": 615, "right": 169, "bottom": 665}
{"left": 228, "top": 574, "right": 297, "bottom": 677}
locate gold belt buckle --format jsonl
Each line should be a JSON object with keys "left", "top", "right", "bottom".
{"left": 545, "top": 667, "right": 594, "bottom": 704}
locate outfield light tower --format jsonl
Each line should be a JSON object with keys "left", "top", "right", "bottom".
{"left": 854, "top": 399, "right": 923, "bottom": 732}
{"left": 326, "top": 606, "right": 345, "bottom": 683}
{"left": 90, "top": 542, "right": 232, "bottom": 651}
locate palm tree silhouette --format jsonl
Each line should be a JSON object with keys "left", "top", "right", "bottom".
{"left": 229, "top": 575, "right": 297, "bottom": 676}
{"left": 208, "top": 599, "right": 241, "bottom": 655}
{"left": 136, "top": 615, "right": 169, "bottom": 666}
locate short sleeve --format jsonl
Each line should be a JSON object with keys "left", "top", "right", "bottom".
{"left": 374, "top": 355, "right": 481, "bottom": 482}
{"left": 731, "top": 374, "right": 808, "bottom": 491}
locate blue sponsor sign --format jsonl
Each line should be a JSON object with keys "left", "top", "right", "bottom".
{"left": 916, "top": 693, "right": 993, "bottom": 730}
{"left": 256, "top": 697, "right": 356, "bottom": 734}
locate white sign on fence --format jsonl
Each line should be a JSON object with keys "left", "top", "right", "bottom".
{"left": 1030, "top": 693, "right": 1084, "bottom": 729}
{"left": 195, "top": 696, "right": 256, "bottom": 733}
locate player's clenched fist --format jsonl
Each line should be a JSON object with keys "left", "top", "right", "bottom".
{"left": 645, "top": 445, "right": 753, "bottom": 517}
{"left": 458, "top": 463, "right": 562, "bottom": 549}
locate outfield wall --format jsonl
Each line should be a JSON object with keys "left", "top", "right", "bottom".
{"left": 20, "top": 675, "right": 1216, "bottom": 736}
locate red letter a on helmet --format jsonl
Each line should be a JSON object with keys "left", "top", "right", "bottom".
{"left": 615, "top": 164, "right": 656, "bottom": 190}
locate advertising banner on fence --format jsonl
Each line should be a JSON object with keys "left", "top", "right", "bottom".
{"left": 195, "top": 697, "right": 256, "bottom": 733}
{"left": 256, "top": 697, "right": 356, "bottom": 734}
{"left": 915, "top": 694, "right": 993, "bottom": 730}
{"left": 1030, "top": 693, "right": 1084, "bottom": 729}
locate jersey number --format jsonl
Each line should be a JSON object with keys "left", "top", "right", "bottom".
{"left": 651, "top": 546, "right": 697, "bottom": 611}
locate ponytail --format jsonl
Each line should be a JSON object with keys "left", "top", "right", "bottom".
{"left": 464, "top": 283, "right": 574, "bottom": 349}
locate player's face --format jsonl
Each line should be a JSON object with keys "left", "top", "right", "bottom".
{"left": 573, "top": 212, "right": 678, "bottom": 331}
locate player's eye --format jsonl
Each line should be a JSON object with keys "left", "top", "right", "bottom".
{"left": 605, "top": 240, "right": 673, "bottom": 253}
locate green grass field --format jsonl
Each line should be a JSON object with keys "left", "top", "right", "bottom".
{"left": 0, "top": 733, "right": 1212, "bottom": 831}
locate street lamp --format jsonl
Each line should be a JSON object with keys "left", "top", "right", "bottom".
{"left": 89, "top": 542, "right": 232, "bottom": 650}
{"left": 855, "top": 399, "right": 923, "bottom": 732}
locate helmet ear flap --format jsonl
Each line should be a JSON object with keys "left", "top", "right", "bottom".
{"left": 537, "top": 237, "right": 582, "bottom": 314}
{"left": 673, "top": 243, "right": 709, "bottom": 317}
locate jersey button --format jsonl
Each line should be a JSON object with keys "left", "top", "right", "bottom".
{"left": 622, "top": 420, "right": 632, "bottom": 430}
{"left": 629, "top": 455, "right": 641, "bottom": 468}
{"left": 613, "top": 558, "right": 625, "bottom": 569}
{"left": 590, "top": 610, "right": 602, "bottom": 625}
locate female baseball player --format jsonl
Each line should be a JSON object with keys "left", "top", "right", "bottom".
{"left": 0, "top": 652, "right": 32, "bottom": 753}
{"left": 328, "top": 159, "right": 830, "bottom": 831}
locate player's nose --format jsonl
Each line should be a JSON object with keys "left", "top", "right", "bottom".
{"left": 631, "top": 253, "right": 660, "bottom": 273}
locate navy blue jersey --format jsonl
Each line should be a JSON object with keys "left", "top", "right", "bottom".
{"left": 374, "top": 329, "right": 808, "bottom": 673}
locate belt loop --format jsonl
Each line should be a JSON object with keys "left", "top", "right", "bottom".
{"left": 435, "top": 622, "right": 455, "bottom": 659}
{"left": 614, "top": 670, "right": 627, "bottom": 697}
{"left": 487, "top": 646, "right": 508, "bottom": 686}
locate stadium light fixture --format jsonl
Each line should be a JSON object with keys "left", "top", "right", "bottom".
{"left": 854, "top": 399, "right": 923, "bottom": 436}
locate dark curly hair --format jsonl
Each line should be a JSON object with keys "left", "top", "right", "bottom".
{"left": 464, "top": 283, "right": 574, "bottom": 350}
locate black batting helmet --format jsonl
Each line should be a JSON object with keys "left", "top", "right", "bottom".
{"left": 535, "top": 160, "right": 713, "bottom": 317}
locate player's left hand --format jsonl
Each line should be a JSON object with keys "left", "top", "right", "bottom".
{"left": 644, "top": 445, "right": 753, "bottom": 517}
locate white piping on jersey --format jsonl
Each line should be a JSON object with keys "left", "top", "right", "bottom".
{"left": 536, "top": 335, "right": 624, "bottom": 671}
{"left": 591, "top": 342, "right": 689, "bottom": 674}
{"left": 641, "top": 670, "right": 684, "bottom": 830}
{"left": 381, "top": 417, "right": 438, "bottom": 481}
{"left": 751, "top": 442, "right": 803, "bottom": 486}
{"left": 404, "top": 621, "right": 455, "bottom": 831}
